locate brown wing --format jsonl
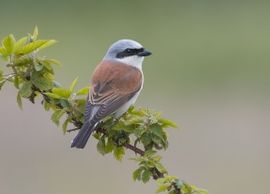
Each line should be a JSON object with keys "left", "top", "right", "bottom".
{"left": 84, "top": 60, "right": 142, "bottom": 124}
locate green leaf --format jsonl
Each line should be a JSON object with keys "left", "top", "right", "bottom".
{"left": 113, "top": 146, "right": 125, "bottom": 161}
{"left": 69, "top": 77, "right": 78, "bottom": 92}
{"left": 52, "top": 88, "right": 71, "bottom": 99}
{"left": 132, "top": 166, "right": 144, "bottom": 181}
{"left": 97, "top": 138, "right": 106, "bottom": 155}
{"left": 32, "top": 26, "right": 38, "bottom": 41}
{"left": 15, "top": 40, "right": 51, "bottom": 55}
{"left": 59, "top": 99, "right": 70, "bottom": 108}
{"left": 43, "top": 100, "right": 51, "bottom": 111}
{"left": 159, "top": 118, "right": 178, "bottom": 128}
{"left": 156, "top": 184, "right": 169, "bottom": 193}
{"left": 31, "top": 71, "right": 53, "bottom": 91}
{"left": 142, "top": 169, "right": 151, "bottom": 183}
{"left": 151, "top": 124, "right": 165, "bottom": 140}
{"left": 104, "top": 138, "right": 114, "bottom": 153}
{"left": 19, "top": 81, "right": 32, "bottom": 98}
{"left": 44, "top": 92, "right": 61, "bottom": 99}
{"left": 0, "top": 47, "right": 8, "bottom": 57}
{"left": 34, "top": 62, "right": 43, "bottom": 71}
{"left": 13, "top": 56, "right": 32, "bottom": 66}
{"left": 42, "top": 58, "right": 61, "bottom": 66}
{"left": 76, "top": 86, "right": 89, "bottom": 95}
{"left": 2, "top": 34, "right": 15, "bottom": 55}
{"left": 16, "top": 92, "right": 23, "bottom": 110}
{"left": 51, "top": 109, "right": 65, "bottom": 126}
{"left": 38, "top": 39, "right": 57, "bottom": 50}
{"left": 14, "top": 37, "right": 28, "bottom": 52}
{"left": 13, "top": 76, "right": 20, "bottom": 89}
{"left": 62, "top": 118, "right": 69, "bottom": 134}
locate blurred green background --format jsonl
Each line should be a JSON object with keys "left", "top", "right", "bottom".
{"left": 0, "top": 1, "right": 270, "bottom": 194}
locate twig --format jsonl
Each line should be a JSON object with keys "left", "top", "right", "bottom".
{"left": 67, "top": 127, "right": 79, "bottom": 133}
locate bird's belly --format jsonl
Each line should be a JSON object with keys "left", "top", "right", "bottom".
{"left": 114, "top": 91, "right": 141, "bottom": 118}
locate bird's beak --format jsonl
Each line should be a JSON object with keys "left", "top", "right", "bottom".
{"left": 137, "top": 49, "right": 152, "bottom": 57}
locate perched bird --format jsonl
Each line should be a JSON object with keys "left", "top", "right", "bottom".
{"left": 71, "top": 39, "right": 151, "bottom": 149}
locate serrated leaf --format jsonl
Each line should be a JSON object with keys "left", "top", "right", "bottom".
{"left": 52, "top": 88, "right": 71, "bottom": 99}
{"left": 76, "top": 87, "right": 89, "bottom": 95}
{"left": 113, "top": 146, "right": 125, "bottom": 161}
{"left": 19, "top": 81, "right": 32, "bottom": 98}
{"left": 51, "top": 109, "right": 65, "bottom": 126}
{"left": 16, "top": 92, "right": 23, "bottom": 110}
{"left": 2, "top": 34, "right": 15, "bottom": 55}
{"left": 69, "top": 77, "right": 78, "bottom": 92}
{"left": 14, "top": 37, "right": 28, "bottom": 52}
{"left": 142, "top": 169, "right": 151, "bottom": 183}
{"left": 32, "top": 26, "right": 38, "bottom": 41}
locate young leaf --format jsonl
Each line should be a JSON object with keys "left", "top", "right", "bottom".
{"left": 0, "top": 47, "right": 8, "bottom": 57}
{"left": 156, "top": 184, "right": 169, "bottom": 193}
{"left": 32, "top": 26, "right": 38, "bottom": 41}
{"left": 34, "top": 62, "right": 44, "bottom": 71}
{"left": 142, "top": 169, "right": 151, "bottom": 183}
{"left": 76, "top": 87, "right": 89, "bottom": 95}
{"left": 113, "top": 146, "right": 125, "bottom": 161}
{"left": 19, "top": 81, "right": 32, "bottom": 98}
{"left": 97, "top": 138, "right": 106, "bottom": 155}
{"left": 51, "top": 109, "right": 65, "bottom": 126}
{"left": 38, "top": 39, "right": 57, "bottom": 50}
{"left": 159, "top": 118, "right": 178, "bottom": 128}
{"left": 52, "top": 88, "right": 71, "bottom": 99}
{"left": 13, "top": 76, "right": 20, "bottom": 89}
{"left": 133, "top": 166, "right": 144, "bottom": 181}
{"left": 62, "top": 118, "right": 69, "bottom": 134}
{"left": 31, "top": 71, "right": 53, "bottom": 91}
{"left": 14, "top": 37, "right": 28, "bottom": 52}
{"left": 42, "top": 58, "right": 61, "bottom": 66}
{"left": 2, "top": 34, "right": 15, "bottom": 55}
{"left": 44, "top": 92, "right": 61, "bottom": 99}
{"left": 16, "top": 92, "right": 23, "bottom": 110}
{"left": 69, "top": 77, "right": 78, "bottom": 92}
{"left": 15, "top": 40, "right": 50, "bottom": 55}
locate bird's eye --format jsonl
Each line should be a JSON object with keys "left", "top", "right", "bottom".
{"left": 126, "top": 49, "right": 132, "bottom": 53}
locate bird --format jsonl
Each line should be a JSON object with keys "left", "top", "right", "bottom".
{"left": 71, "top": 39, "right": 152, "bottom": 149}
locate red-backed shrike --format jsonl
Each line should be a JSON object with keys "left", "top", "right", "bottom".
{"left": 71, "top": 39, "right": 151, "bottom": 148}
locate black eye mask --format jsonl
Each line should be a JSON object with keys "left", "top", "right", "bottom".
{"left": 116, "top": 48, "right": 144, "bottom": 58}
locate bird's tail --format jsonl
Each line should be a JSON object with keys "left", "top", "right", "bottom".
{"left": 71, "top": 121, "right": 96, "bottom": 149}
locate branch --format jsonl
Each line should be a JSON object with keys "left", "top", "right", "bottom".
{"left": 0, "top": 28, "right": 208, "bottom": 194}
